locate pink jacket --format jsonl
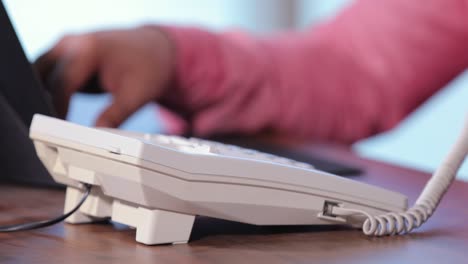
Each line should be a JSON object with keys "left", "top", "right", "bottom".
{"left": 160, "top": 0, "right": 468, "bottom": 143}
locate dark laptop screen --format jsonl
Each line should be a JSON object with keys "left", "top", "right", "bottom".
{"left": 0, "top": 0, "right": 58, "bottom": 186}
{"left": 0, "top": 0, "right": 55, "bottom": 126}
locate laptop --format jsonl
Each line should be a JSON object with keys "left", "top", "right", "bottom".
{"left": 0, "top": 0, "right": 59, "bottom": 187}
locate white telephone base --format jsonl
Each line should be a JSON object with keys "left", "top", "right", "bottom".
{"left": 30, "top": 115, "right": 408, "bottom": 245}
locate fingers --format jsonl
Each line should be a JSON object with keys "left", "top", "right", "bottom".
{"left": 51, "top": 35, "right": 99, "bottom": 95}
{"left": 95, "top": 99, "right": 145, "bottom": 128}
{"left": 36, "top": 34, "right": 100, "bottom": 118}
{"left": 34, "top": 34, "right": 82, "bottom": 85}
{"left": 47, "top": 58, "right": 74, "bottom": 118}
{"left": 95, "top": 82, "right": 150, "bottom": 128}
{"left": 35, "top": 27, "right": 175, "bottom": 127}
{"left": 34, "top": 52, "right": 57, "bottom": 85}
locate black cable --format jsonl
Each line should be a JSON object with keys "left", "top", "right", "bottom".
{"left": 0, "top": 184, "right": 92, "bottom": 232}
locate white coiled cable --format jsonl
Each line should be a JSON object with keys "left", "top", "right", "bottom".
{"left": 333, "top": 114, "right": 468, "bottom": 236}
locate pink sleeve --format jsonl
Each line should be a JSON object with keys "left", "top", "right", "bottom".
{"left": 160, "top": 0, "right": 468, "bottom": 143}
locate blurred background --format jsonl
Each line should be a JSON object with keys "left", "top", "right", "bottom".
{"left": 4, "top": 0, "right": 467, "bottom": 178}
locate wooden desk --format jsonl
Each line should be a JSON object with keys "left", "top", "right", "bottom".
{"left": 1, "top": 144, "right": 467, "bottom": 263}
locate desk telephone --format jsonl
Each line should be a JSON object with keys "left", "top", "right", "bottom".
{"left": 1, "top": 114, "right": 466, "bottom": 245}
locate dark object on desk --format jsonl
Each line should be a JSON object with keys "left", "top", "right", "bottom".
{"left": 215, "top": 137, "right": 363, "bottom": 176}
{"left": 0, "top": 1, "right": 55, "bottom": 125}
{"left": 0, "top": 1, "right": 59, "bottom": 187}
{"left": 0, "top": 94, "right": 57, "bottom": 187}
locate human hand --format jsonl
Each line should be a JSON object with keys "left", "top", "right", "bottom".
{"left": 35, "top": 25, "right": 175, "bottom": 127}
